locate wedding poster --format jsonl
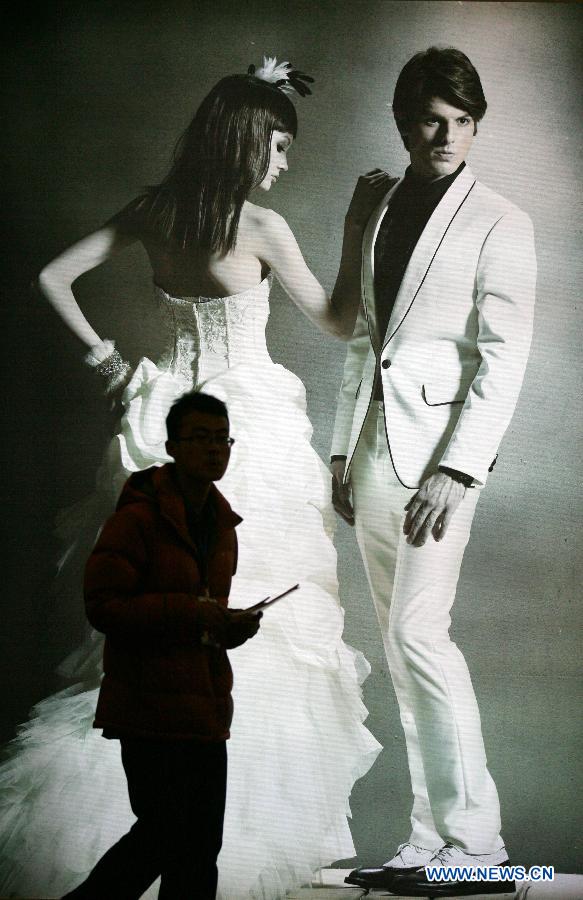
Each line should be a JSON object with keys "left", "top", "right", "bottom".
{"left": 2, "top": 0, "right": 581, "bottom": 891}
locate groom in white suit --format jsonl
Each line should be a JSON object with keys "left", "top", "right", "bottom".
{"left": 332, "top": 48, "right": 536, "bottom": 896}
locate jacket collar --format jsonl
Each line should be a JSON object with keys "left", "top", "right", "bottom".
{"left": 362, "top": 165, "right": 477, "bottom": 349}
{"left": 153, "top": 464, "right": 242, "bottom": 551}
{"left": 361, "top": 177, "right": 401, "bottom": 348}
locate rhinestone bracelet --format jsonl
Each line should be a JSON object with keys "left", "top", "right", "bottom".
{"left": 84, "top": 340, "right": 132, "bottom": 395}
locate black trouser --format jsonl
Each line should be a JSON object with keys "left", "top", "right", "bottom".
{"left": 62, "top": 738, "right": 227, "bottom": 900}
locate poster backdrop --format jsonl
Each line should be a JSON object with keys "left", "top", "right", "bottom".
{"left": 2, "top": 0, "right": 582, "bottom": 875}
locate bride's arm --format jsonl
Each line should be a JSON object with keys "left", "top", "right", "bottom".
{"left": 258, "top": 171, "right": 394, "bottom": 340}
{"left": 37, "top": 221, "right": 138, "bottom": 357}
{"left": 257, "top": 209, "right": 349, "bottom": 338}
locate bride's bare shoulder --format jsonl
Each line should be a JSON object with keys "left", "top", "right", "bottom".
{"left": 239, "top": 204, "right": 294, "bottom": 261}
{"left": 241, "top": 201, "right": 287, "bottom": 232}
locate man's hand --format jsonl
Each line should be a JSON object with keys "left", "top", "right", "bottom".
{"left": 403, "top": 472, "right": 466, "bottom": 547}
{"left": 223, "top": 608, "right": 262, "bottom": 649}
{"left": 331, "top": 459, "right": 355, "bottom": 526}
{"left": 345, "top": 170, "right": 397, "bottom": 229}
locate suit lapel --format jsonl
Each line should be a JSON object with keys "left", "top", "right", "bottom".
{"left": 381, "top": 165, "right": 477, "bottom": 348}
{"left": 362, "top": 178, "right": 402, "bottom": 350}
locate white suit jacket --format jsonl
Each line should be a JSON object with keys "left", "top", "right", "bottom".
{"left": 331, "top": 165, "right": 537, "bottom": 488}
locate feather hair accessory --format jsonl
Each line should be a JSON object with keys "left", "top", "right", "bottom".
{"left": 247, "top": 56, "right": 314, "bottom": 97}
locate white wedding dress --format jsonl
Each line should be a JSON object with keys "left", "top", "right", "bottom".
{"left": 0, "top": 275, "right": 381, "bottom": 899}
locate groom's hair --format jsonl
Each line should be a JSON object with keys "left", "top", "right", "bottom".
{"left": 392, "top": 47, "right": 487, "bottom": 149}
{"left": 166, "top": 391, "right": 229, "bottom": 440}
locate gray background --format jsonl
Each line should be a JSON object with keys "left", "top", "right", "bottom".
{"left": 2, "top": 0, "right": 582, "bottom": 876}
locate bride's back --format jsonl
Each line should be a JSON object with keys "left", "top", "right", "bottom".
{"left": 140, "top": 200, "right": 271, "bottom": 299}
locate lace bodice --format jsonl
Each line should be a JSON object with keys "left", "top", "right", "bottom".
{"left": 154, "top": 275, "right": 272, "bottom": 387}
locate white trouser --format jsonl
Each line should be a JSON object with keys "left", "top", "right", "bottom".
{"left": 350, "top": 402, "right": 502, "bottom": 854}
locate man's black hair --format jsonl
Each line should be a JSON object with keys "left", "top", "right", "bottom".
{"left": 166, "top": 391, "right": 229, "bottom": 440}
{"left": 393, "top": 46, "right": 487, "bottom": 149}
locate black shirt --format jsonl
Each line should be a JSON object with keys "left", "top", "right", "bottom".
{"left": 373, "top": 161, "right": 466, "bottom": 361}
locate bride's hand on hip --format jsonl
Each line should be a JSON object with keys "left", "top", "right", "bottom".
{"left": 345, "top": 170, "right": 397, "bottom": 229}
{"left": 100, "top": 375, "right": 128, "bottom": 434}
{"left": 331, "top": 458, "right": 355, "bottom": 526}
{"left": 107, "top": 384, "right": 127, "bottom": 433}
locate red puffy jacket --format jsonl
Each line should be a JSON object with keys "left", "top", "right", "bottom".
{"left": 84, "top": 463, "right": 242, "bottom": 741}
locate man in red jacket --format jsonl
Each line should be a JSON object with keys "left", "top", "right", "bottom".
{"left": 64, "top": 391, "right": 261, "bottom": 900}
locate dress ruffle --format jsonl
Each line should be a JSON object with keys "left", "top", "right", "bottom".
{"left": 0, "top": 337, "right": 381, "bottom": 898}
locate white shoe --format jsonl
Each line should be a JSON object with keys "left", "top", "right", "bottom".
{"left": 383, "top": 841, "right": 437, "bottom": 869}
{"left": 427, "top": 843, "right": 510, "bottom": 868}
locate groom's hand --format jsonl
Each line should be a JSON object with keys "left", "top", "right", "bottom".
{"left": 346, "top": 170, "right": 397, "bottom": 229}
{"left": 403, "top": 472, "right": 466, "bottom": 547}
{"left": 331, "top": 459, "right": 355, "bottom": 526}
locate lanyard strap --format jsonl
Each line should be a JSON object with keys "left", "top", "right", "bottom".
{"left": 185, "top": 498, "right": 216, "bottom": 592}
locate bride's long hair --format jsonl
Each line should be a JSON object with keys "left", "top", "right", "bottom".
{"left": 142, "top": 74, "right": 298, "bottom": 255}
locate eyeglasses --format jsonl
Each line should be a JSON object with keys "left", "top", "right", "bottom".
{"left": 175, "top": 432, "right": 235, "bottom": 448}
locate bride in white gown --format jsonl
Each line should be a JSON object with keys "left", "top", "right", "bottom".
{"left": 0, "top": 59, "right": 390, "bottom": 899}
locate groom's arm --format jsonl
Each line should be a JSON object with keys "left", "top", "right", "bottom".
{"left": 404, "top": 205, "right": 536, "bottom": 547}
{"left": 331, "top": 301, "right": 370, "bottom": 457}
{"left": 330, "top": 170, "right": 397, "bottom": 524}
{"left": 330, "top": 170, "right": 396, "bottom": 459}
{"left": 439, "top": 206, "right": 537, "bottom": 481}
{"left": 330, "top": 303, "right": 370, "bottom": 525}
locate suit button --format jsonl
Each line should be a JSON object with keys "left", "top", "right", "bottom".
{"left": 381, "top": 358, "right": 391, "bottom": 369}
